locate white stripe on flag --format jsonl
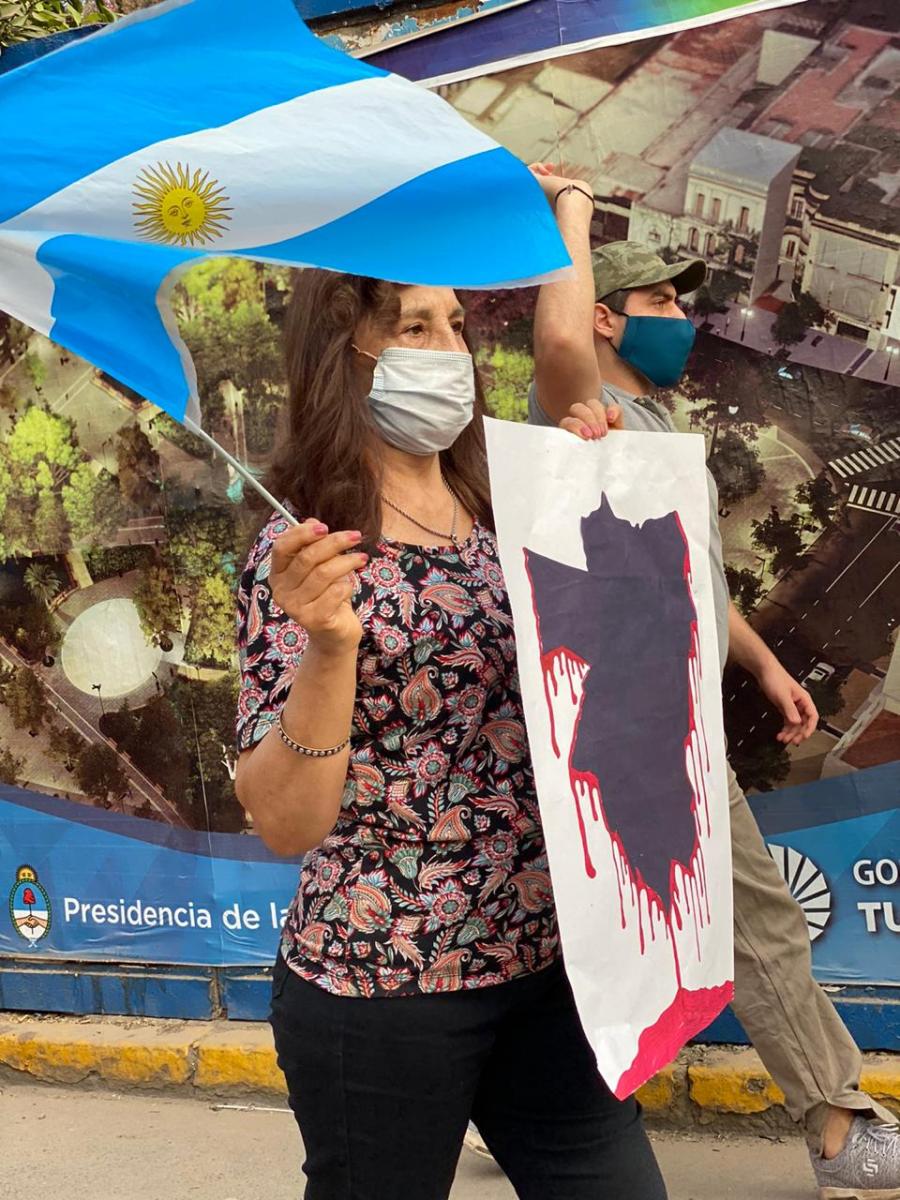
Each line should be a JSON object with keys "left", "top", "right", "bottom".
{"left": 0, "top": 230, "right": 56, "bottom": 338}
{"left": 1, "top": 75, "right": 496, "bottom": 252}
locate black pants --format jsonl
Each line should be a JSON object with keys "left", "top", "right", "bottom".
{"left": 270, "top": 954, "right": 667, "bottom": 1200}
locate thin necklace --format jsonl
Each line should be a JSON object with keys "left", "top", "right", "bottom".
{"left": 382, "top": 473, "right": 461, "bottom": 547}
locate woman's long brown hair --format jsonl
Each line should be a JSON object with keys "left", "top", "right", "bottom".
{"left": 265, "top": 270, "right": 494, "bottom": 546}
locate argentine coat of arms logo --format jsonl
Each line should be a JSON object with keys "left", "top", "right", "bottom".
{"left": 9, "top": 865, "right": 51, "bottom": 948}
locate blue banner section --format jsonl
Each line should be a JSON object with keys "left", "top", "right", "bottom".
{"left": 747, "top": 762, "right": 900, "bottom": 986}
{"left": 2, "top": 767, "right": 898, "bottom": 976}
{"left": 0, "top": 785, "right": 300, "bottom": 966}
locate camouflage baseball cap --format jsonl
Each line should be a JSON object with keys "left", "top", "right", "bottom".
{"left": 592, "top": 241, "right": 706, "bottom": 302}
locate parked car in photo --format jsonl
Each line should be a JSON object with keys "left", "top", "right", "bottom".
{"left": 803, "top": 662, "right": 835, "bottom": 688}
{"left": 838, "top": 421, "right": 875, "bottom": 442}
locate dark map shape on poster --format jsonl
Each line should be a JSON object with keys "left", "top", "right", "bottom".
{"left": 524, "top": 495, "right": 710, "bottom": 922}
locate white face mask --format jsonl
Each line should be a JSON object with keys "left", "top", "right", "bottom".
{"left": 355, "top": 345, "right": 475, "bottom": 456}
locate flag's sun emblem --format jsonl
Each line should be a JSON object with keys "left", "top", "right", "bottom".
{"left": 132, "top": 161, "right": 232, "bottom": 247}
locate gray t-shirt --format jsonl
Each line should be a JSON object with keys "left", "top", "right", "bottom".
{"left": 528, "top": 381, "right": 730, "bottom": 670}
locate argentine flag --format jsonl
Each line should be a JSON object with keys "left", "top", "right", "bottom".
{"left": 0, "top": 0, "right": 568, "bottom": 428}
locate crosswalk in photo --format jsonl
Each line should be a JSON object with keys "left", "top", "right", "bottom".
{"left": 828, "top": 438, "right": 900, "bottom": 479}
{"left": 846, "top": 484, "right": 900, "bottom": 515}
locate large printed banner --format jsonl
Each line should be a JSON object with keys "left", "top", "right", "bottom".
{"left": 1, "top": 785, "right": 299, "bottom": 965}
{"left": 485, "top": 420, "right": 733, "bottom": 1096}
{"left": 0, "top": 0, "right": 897, "bottom": 1000}
{"left": 750, "top": 761, "right": 900, "bottom": 985}
{"left": 2, "top": 766, "right": 899, "bottom": 980}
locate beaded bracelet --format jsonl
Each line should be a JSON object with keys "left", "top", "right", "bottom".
{"left": 278, "top": 715, "right": 350, "bottom": 758}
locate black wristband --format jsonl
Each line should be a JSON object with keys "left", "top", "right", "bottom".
{"left": 553, "top": 183, "right": 594, "bottom": 209}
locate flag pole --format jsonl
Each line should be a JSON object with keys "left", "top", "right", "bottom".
{"left": 183, "top": 416, "right": 299, "bottom": 526}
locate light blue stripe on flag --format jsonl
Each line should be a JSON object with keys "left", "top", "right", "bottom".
{"left": 38, "top": 235, "right": 202, "bottom": 419}
{"left": 0, "top": 0, "right": 376, "bottom": 224}
{"left": 0, "top": 0, "right": 568, "bottom": 426}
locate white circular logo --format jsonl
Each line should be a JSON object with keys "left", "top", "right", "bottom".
{"left": 766, "top": 843, "right": 832, "bottom": 942}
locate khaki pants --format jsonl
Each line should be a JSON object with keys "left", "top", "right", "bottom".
{"left": 728, "top": 765, "right": 896, "bottom": 1152}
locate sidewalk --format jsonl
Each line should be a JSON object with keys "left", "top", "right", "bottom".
{"left": 1, "top": 1082, "right": 819, "bottom": 1200}
{"left": 2, "top": 1013, "right": 898, "bottom": 1132}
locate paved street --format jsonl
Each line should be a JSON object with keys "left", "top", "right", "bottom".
{"left": 724, "top": 506, "right": 899, "bottom": 776}
{"left": 1, "top": 1082, "right": 814, "bottom": 1199}
{"left": 754, "top": 508, "right": 899, "bottom": 681}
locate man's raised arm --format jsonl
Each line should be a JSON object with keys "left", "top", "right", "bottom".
{"left": 531, "top": 164, "right": 602, "bottom": 423}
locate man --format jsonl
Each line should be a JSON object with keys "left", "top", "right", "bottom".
{"left": 518, "top": 163, "right": 900, "bottom": 1199}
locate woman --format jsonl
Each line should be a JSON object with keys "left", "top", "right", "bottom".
{"left": 234, "top": 269, "right": 665, "bottom": 1200}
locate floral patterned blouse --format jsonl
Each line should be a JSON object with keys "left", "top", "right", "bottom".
{"left": 235, "top": 512, "right": 559, "bottom": 997}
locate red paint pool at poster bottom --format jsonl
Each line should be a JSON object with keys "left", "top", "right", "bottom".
{"left": 613, "top": 981, "right": 735, "bottom": 1099}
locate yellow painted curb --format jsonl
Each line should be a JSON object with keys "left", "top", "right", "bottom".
{"left": 636, "top": 1065, "right": 679, "bottom": 1115}
{"left": 861, "top": 1059, "right": 900, "bottom": 1118}
{"left": 688, "top": 1050, "right": 900, "bottom": 1120}
{"left": 0, "top": 1022, "right": 197, "bottom": 1089}
{"left": 194, "top": 1026, "right": 286, "bottom": 1095}
{"left": 0, "top": 1020, "right": 898, "bottom": 1119}
{"left": 689, "top": 1050, "right": 786, "bottom": 1115}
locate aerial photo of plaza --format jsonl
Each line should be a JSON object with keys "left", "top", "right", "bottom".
{"left": 0, "top": 0, "right": 897, "bottom": 831}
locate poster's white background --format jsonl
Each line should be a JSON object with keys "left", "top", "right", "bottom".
{"left": 485, "top": 418, "right": 733, "bottom": 1089}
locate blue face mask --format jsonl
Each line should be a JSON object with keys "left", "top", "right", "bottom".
{"left": 617, "top": 315, "right": 696, "bottom": 388}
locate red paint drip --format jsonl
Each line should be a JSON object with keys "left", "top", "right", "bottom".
{"left": 541, "top": 649, "right": 594, "bottom": 878}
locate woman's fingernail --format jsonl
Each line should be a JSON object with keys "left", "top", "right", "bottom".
{"left": 347, "top": 530, "right": 363, "bottom": 542}
{"left": 357, "top": 553, "right": 369, "bottom": 565}
{"left": 313, "top": 523, "right": 329, "bottom": 535}
{"left": 580, "top": 424, "right": 592, "bottom": 439}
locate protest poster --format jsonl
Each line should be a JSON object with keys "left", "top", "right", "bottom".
{"left": 485, "top": 418, "right": 733, "bottom": 1096}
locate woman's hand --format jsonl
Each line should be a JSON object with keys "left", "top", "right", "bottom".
{"left": 269, "top": 520, "right": 366, "bottom": 657}
{"left": 529, "top": 161, "right": 594, "bottom": 207}
{"left": 559, "top": 395, "right": 624, "bottom": 441}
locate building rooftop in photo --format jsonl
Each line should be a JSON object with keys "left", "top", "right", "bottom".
{"left": 832, "top": 633, "right": 900, "bottom": 771}
{"left": 841, "top": 710, "right": 900, "bottom": 769}
{"left": 690, "top": 127, "right": 801, "bottom": 189}
{"left": 818, "top": 179, "right": 899, "bottom": 235}
{"left": 751, "top": 25, "right": 893, "bottom": 144}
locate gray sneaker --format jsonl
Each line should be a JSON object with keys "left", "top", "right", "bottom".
{"left": 810, "top": 1117, "right": 900, "bottom": 1199}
